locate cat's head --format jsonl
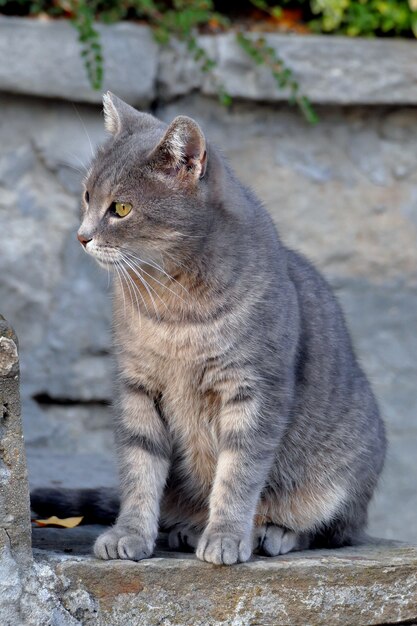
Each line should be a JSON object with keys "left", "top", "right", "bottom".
{"left": 77, "top": 92, "right": 212, "bottom": 270}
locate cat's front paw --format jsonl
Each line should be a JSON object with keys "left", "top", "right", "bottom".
{"left": 196, "top": 531, "right": 252, "bottom": 565}
{"left": 94, "top": 527, "right": 154, "bottom": 561}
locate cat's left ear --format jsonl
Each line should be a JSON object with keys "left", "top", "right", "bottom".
{"left": 103, "top": 91, "right": 156, "bottom": 136}
{"left": 150, "top": 116, "right": 207, "bottom": 180}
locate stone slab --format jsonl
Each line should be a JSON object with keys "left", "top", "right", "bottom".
{"left": 0, "top": 316, "right": 31, "bottom": 558}
{"left": 0, "top": 17, "right": 158, "bottom": 106}
{"left": 31, "top": 531, "right": 417, "bottom": 626}
{"left": 2, "top": 17, "right": 417, "bottom": 105}
{"left": 196, "top": 33, "right": 417, "bottom": 105}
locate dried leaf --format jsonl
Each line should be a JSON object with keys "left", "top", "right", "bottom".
{"left": 33, "top": 515, "right": 83, "bottom": 528}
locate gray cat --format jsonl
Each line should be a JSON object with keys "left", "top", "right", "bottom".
{"left": 32, "top": 92, "right": 386, "bottom": 565}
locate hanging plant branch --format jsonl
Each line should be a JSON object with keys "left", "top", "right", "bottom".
{"left": 146, "top": 2, "right": 233, "bottom": 108}
{"left": 183, "top": 32, "right": 232, "bottom": 107}
{"left": 236, "top": 31, "right": 318, "bottom": 124}
{"left": 69, "top": 0, "right": 103, "bottom": 90}
{"left": 0, "top": 0, "right": 317, "bottom": 122}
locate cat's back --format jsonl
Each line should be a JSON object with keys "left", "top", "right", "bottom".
{"left": 285, "top": 247, "right": 357, "bottom": 366}
{"left": 283, "top": 246, "right": 384, "bottom": 449}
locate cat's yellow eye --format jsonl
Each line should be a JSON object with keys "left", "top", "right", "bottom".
{"left": 114, "top": 201, "right": 132, "bottom": 218}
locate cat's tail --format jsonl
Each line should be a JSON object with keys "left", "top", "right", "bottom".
{"left": 30, "top": 487, "right": 119, "bottom": 525}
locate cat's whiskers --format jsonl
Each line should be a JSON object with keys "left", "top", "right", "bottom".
{"left": 122, "top": 263, "right": 148, "bottom": 319}
{"left": 123, "top": 255, "right": 185, "bottom": 311}
{"left": 61, "top": 162, "right": 86, "bottom": 177}
{"left": 113, "top": 261, "right": 127, "bottom": 318}
{"left": 116, "top": 260, "right": 143, "bottom": 325}
{"left": 73, "top": 104, "right": 94, "bottom": 158}
{"left": 110, "top": 253, "right": 147, "bottom": 322}
{"left": 173, "top": 231, "right": 202, "bottom": 239}
{"left": 162, "top": 249, "right": 194, "bottom": 274}
{"left": 64, "top": 151, "right": 88, "bottom": 173}
{"left": 119, "top": 251, "right": 174, "bottom": 305}
{"left": 117, "top": 262, "right": 144, "bottom": 326}
{"left": 121, "top": 250, "right": 189, "bottom": 300}
{"left": 120, "top": 254, "right": 164, "bottom": 320}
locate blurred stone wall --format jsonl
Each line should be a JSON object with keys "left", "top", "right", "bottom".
{"left": 1, "top": 22, "right": 417, "bottom": 543}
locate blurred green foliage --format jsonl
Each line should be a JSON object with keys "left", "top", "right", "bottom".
{"left": 310, "top": 0, "right": 417, "bottom": 36}
{"left": 1, "top": 0, "right": 416, "bottom": 123}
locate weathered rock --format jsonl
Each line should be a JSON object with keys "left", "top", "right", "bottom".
{"left": 0, "top": 317, "right": 27, "bottom": 625}
{"left": 2, "top": 17, "right": 417, "bottom": 105}
{"left": 30, "top": 528, "right": 417, "bottom": 626}
{"left": 29, "top": 235, "right": 113, "bottom": 403}
{"left": 196, "top": 33, "right": 417, "bottom": 105}
{"left": 0, "top": 94, "right": 112, "bottom": 404}
{"left": 0, "top": 17, "right": 158, "bottom": 106}
{"left": 0, "top": 316, "right": 31, "bottom": 557}
{"left": 0, "top": 318, "right": 82, "bottom": 625}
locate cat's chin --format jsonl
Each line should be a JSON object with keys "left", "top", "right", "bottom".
{"left": 95, "top": 258, "right": 116, "bottom": 270}
{"left": 83, "top": 245, "right": 120, "bottom": 269}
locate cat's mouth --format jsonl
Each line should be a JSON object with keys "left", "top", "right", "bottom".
{"left": 83, "top": 243, "right": 121, "bottom": 267}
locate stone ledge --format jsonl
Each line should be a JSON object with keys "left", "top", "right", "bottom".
{"left": 159, "top": 32, "right": 417, "bottom": 105}
{"left": 31, "top": 526, "right": 417, "bottom": 626}
{"left": 1, "top": 16, "right": 417, "bottom": 106}
{"left": 0, "top": 17, "right": 158, "bottom": 106}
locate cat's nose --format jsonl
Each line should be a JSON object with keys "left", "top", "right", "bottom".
{"left": 77, "top": 233, "right": 92, "bottom": 247}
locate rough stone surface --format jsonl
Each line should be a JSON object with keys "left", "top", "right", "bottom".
{"left": 194, "top": 33, "right": 417, "bottom": 105}
{"left": 0, "top": 316, "right": 30, "bottom": 625}
{"left": 30, "top": 529, "right": 417, "bottom": 626}
{"left": 0, "top": 17, "right": 157, "bottom": 106}
{"left": 1, "top": 89, "right": 417, "bottom": 546}
{"left": 0, "top": 316, "right": 31, "bottom": 556}
{"left": 2, "top": 17, "right": 417, "bottom": 105}
{"left": 0, "top": 317, "right": 78, "bottom": 626}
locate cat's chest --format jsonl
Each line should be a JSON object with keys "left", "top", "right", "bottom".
{"left": 116, "top": 308, "right": 228, "bottom": 383}
{"left": 116, "top": 315, "right": 223, "bottom": 420}
{"left": 119, "top": 316, "right": 200, "bottom": 376}
{"left": 116, "top": 315, "right": 225, "bottom": 492}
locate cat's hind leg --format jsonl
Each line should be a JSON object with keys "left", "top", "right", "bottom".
{"left": 168, "top": 523, "right": 201, "bottom": 551}
{"left": 254, "top": 524, "right": 309, "bottom": 556}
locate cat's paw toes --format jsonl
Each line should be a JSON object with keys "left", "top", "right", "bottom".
{"left": 94, "top": 528, "right": 154, "bottom": 561}
{"left": 255, "top": 525, "right": 299, "bottom": 556}
{"left": 196, "top": 532, "right": 251, "bottom": 565}
{"left": 117, "top": 535, "right": 154, "bottom": 561}
{"left": 94, "top": 529, "right": 120, "bottom": 560}
{"left": 168, "top": 523, "right": 200, "bottom": 550}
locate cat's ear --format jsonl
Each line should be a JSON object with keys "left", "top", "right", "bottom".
{"left": 102, "top": 91, "right": 156, "bottom": 136}
{"left": 150, "top": 116, "right": 207, "bottom": 180}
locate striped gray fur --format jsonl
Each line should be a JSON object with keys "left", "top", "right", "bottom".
{"left": 70, "top": 92, "right": 386, "bottom": 564}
